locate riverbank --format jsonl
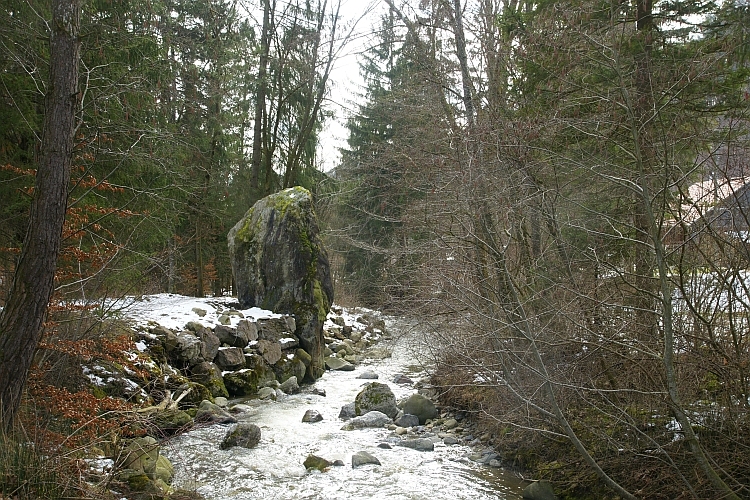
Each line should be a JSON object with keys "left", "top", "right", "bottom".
{"left": 71, "top": 295, "right": 529, "bottom": 499}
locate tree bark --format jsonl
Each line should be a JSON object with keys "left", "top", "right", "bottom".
{"left": 251, "top": 0, "right": 272, "bottom": 192}
{"left": 0, "top": 0, "right": 80, "bottom": 431}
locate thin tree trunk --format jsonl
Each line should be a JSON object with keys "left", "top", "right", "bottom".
{"left": 251, "top": 0, "right": 272, "bottom": 192}
{"left": 447, "top": 0, "right": 475, "bottom": 125}
{"left": 0, "top": 0, "right": 80, "bottom": 430}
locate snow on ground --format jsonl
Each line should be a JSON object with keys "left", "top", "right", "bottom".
{"left": 123, "top": 293, "right": 281, "bottom": 331}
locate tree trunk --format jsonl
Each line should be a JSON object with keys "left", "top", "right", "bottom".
{"left": 0, "top": 0, "right": 80, "bottom": 431}
{"left": 251, "top": 0, "right": 271, "bottom": 192}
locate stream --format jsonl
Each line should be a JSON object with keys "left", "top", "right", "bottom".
{"left": 162, "top": 319, "right": 526, "bottom": 500}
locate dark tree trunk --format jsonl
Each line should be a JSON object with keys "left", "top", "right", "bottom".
{"left": 251, "top": 0, "right": 271, "bottom": 192}
{"left": 0, "top": 0, "right": 80, "bottom": 431}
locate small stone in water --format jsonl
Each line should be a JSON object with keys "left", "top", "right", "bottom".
{"left": 357, "top": 370, "right": 379, "bottom": 379}
{"left": 302, "top": 409, "right": 324, "bottom": 423}
{"left": 303, "top": 454, "right": 331, "bottom": 471}
{"left": 352, "top": 451, "right": 381, "bottom": 468}
{"left": 378, "top": 443, "right": 392, "bottom": 449}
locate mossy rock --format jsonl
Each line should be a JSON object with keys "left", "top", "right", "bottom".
{"left": 152, "top": 409, "right": 193, "bottom": 435}
{"left": 126, "top": 472, "right": 153, "bottom": 492}
{"left": 176, "top": 382, "right": 214, "bottom": 406}
{"left": 122, "top": 436, "right": 159, "bottom": 474}
{"left": 273, "top": 355, "right": 306, "bottom": 383}
{"left": 303, "top": 454, "right": 332, "bottom": 471}
{"left": 152, "top": 455, "right": 174, "bottom": 484}
{"left": 190, "top": 362, "right": 229, "bottom": 399}
{"left": 227, "top": 187, "right": 333, "bottom": 382}
{"left": 224, "top": 370, "right": 261, "bottom": 397}
{"left": 354, "top": 382, "right": 398, "bottom": 418}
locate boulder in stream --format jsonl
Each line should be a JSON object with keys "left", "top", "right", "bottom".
{"left": 338, "top": 402, "right": 355, "bottom": 420}
{"left": 400, "top": 393, "right": 437, "bottom": 424}
{"left": 398, "top": 438, "right": 435, "bottom": 452}
{"left": 302, "top": 409, "right": 324, "bottom": 423}
{"left": 351, "top": 451, "right": 381, "bottom": 468}
{"left": 228, "top": 186, "right": 334, "bottom": 381}
{"left": 394, "top": 413, "right": 420, "bottom": 428}
{"left": 221, "top": 423, "right": 261, "bottom": 450}
{"left": 279, "top": 375, "right": 300, "bottom": 394}
{"left": 303, "top": 454, "right": 332, "bottom": 471}
{"left": 325, "top": 356, "right": 354, "bottom": 371}
{"left": 355, "top": 382, "right": 398, "bottom": 418}
{"left": 341, "top": 410, "right": 391, "bottom": 430}
{"left": 195, "top": 400, "right": 237, "bottom": 424}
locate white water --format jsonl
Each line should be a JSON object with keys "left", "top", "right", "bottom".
{"left": 163, "top": 325, "right": 525, "bottom": 500}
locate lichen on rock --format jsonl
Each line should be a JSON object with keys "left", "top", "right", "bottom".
{"left": 227, "top": 187, "right": 333, "bottom": 381}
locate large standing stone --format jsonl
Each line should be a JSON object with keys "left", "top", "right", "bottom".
{"left": 228, "top": 187, "right": 333, "bottom": 381}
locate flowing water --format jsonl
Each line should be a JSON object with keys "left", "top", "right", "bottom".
{"left": 163, "top": 321, "right": 525, "bottom": 500}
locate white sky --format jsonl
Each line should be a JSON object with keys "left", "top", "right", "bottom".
{"left": 319, "top": 0, "right": 384, "bottom": 172}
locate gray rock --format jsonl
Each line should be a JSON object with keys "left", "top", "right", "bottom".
{"left": 325, "top": 357, "right": 354, "bottom": 371}
{"left": 357, "top": 370, "right": 379, "bottom": 379}
{"left": 152, "top": 326, "right": 178, "bottom": 352}
{"left": 400, "top": 394, "right": 437, "bottom": 424}
{"left": 398, "top": 438, "right": 434, "bottom": 451}
{"left": 228, "top": 187, "right": 333, "bottom": 381}
{"left": 195, "top": 400, "right": 237, "bottom": 424}
{"left": 302, "top": 409, "right": 324, "bottom": 423}
{"left": 355, "top": 382, "right": 398, "bottom": 418}
{"left": 339, "top": 402, "right": 356, "bottom": 420}
{"left": 273, "top": 354, "right": 306, "bottom": 383}
{"left": 215, "top": 324, "right": 249, "bottom": 348}
{"left": 220, "top": 423, "right": 261, "bottom": 450}
{"left": 377, "top": 443, "right": 392, "bottom": 449}
{"left": 279, "top": 375, "right": 300, "bottom": 395}
{"left": 522, "top": 481, "right": 559, "bottom": 500}
{"left": 192, "top": 308, "right": 207, "bottom": 317}
{"left": 393, "top": 374, "right": 414, "bottom": 385}
{"left": 341, "top": 411, "right": 391, "bottom": 430}
{"left": 214, "top": 347, "right": 246, "bottom": 371}
{"left": 443, "top": 436, "right": 459, "bottom": 445}
{"left": 351, "top": 451, "right": 381, "bottom": 468}
{"left": 258, "top": 317, "right": 293, "bottom": 342}
{"left": 236, "top": 319, "right": 259, "bottom": 342}
{"left": 185, "top": 321, "right": 205, "bottom": 333}
{"left": 312, "top": 387, "right": 327, "bottom": 397}
{"left": 224, "top": 366, "right": 275, "bottom": 397}
{"left": 257, "top": 387, "right": 276, "bottom": 400}
{"left": 214, "top": 397, "right": 228, "bottom": 407}
{"left": 442, "top": 418, "right": 459, "bottom": 430}
{"left": 196, "top": 328, "right": 220, "bottom": 363}
{"left": 173, "top": 332, "right": 203, "bottom": 366}
{"left": 257, "top": 339, "right": 282, "bottom": 365}
{"left": 394, "top": 414, "right": 420, "bottom": 428}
